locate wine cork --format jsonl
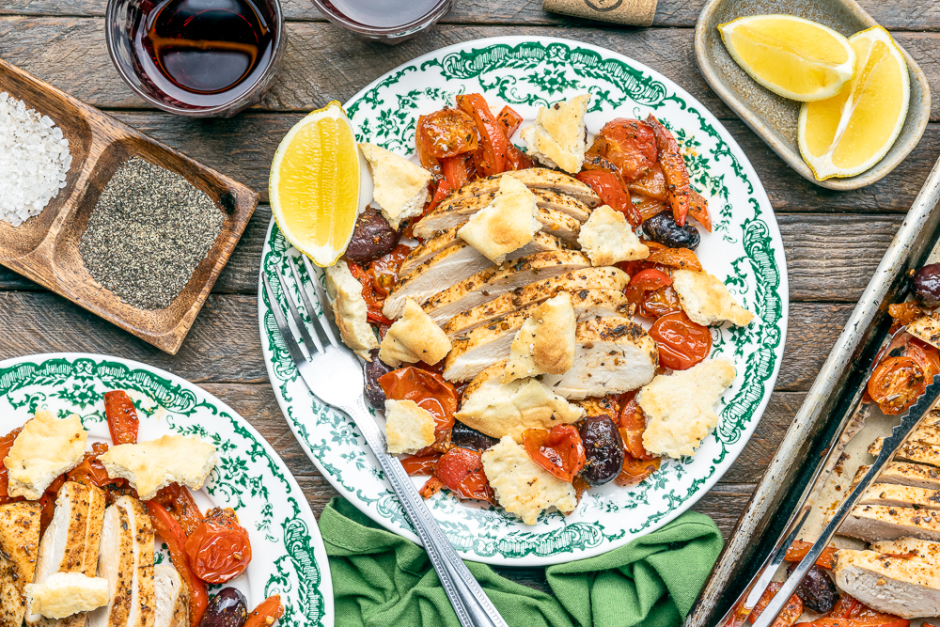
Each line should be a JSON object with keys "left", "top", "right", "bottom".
{"left": 543, "top": 0, "right": 658, "bottom": 26}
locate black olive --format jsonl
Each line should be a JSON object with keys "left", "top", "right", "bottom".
{"left": 578, "top": 415, "right": 624, "bottom": 486}
{"left": 642, "top": 210, "right": 701, "bottom": 250}
{"left": 786, "top": 563, "right": 837, "bottom": 614}
{"left": 345, "top": 206, "right": 400, "bottom": 264}
{"left": 199, "top": 588, "right": 248, "bottom": 627}
{"left": 364, "top": 350, "right": 392, "bottom": 408}
{"left": 913, "top": 263, "right": 940, "bottom": 308}
{"left": 451, "top": 421, "right": 498, "bottom": 451}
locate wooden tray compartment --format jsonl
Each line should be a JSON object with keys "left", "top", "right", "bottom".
{"left": 0, "top": 57, "right": 258, "bottom": 354}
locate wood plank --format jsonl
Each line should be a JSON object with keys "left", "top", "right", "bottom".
{"left": 3, "top": 0, "right": 939, "bottom": 30}
{"left": 691, "top": 484, "right": 755, "bottom": 541}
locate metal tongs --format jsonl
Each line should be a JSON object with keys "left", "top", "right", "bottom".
{"left": 715, "top": 334, "right": 940, "bottom": 627}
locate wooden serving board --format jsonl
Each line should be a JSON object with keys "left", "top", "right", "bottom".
{"left": 0, "top": 57, "right": 259, "bottom": 354}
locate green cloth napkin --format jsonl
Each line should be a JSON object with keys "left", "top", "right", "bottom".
{"left": 320, "top": 496, "right": 723, "bottom": 627}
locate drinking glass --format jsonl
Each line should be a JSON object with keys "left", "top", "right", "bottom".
{"left": 310, "top": 0, "right": 453, "bottom": 44}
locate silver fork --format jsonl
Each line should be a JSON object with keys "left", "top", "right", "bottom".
{"left": 263, "top": 252, "right": 508, "bottom": 627}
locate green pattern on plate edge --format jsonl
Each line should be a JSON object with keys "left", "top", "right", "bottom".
{"left": 0, "top": 356, "right": 328, "bottom": 627}
{"left": 259, "top": 38, "right": 786, "bottom": 563}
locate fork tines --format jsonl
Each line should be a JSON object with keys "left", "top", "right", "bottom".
{"left": 262, "top": 252, "right": 338, "bottom": 359}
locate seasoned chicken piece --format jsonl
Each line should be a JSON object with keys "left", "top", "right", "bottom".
{"left": 442, "top": 268, "right": 630, "bottom": 337}
{"left": 577, "top": 205, "right": 649, "bottom": 266}
{"left": 5, "top": 411, "right": 87, "bottom": 500}
{"left": 870, "top": 438, "right": 940, "bottom": 468}
{"left": 834, "top": 548, "right": 940, "bottom": 618}
{"left": 870, "top": 538, "right": 940, "bottom": 566}
{"left": 638, "top": 359, "right": 736, "bottom": 458}
{"left": 379, "top": 298, "right": 451, "bottom": 367}
{"left": 99, "top": 435, "right": 216, "bottom": 501}
{"left": 457, "top": 176, "right": 541, "bottom": 264}
{"left": 0, "top": 502, "right": 41, "bottom": 627}
{"left": 540, "top": 317, "right": 659, "bottom": 400}
{"left": 521, "top": 94, "right": 591, "bottom": 174}
{"left": 443, "top": 291, "right": 631, "bottom": 382}
{"left": 672, "top": 269, "right": 754, "bottom": 327}
{"left": 153, "top": 565, "right": 188, "bottom": 627}
{"left": 908, "top": 312, "right": 940, "bottom": 349}
{"left": 870, "top": 425, "right": 940, "bottom": 451}
{"left": 86, "top": 496, "right": 154, "bottom": 627}
{"left": 422, "top": 251, "right": 593, "bottom": 326}
{"left": 853, "top": 462, "right": 940, "bottom": 491}
{"left": 503, "top": 293, "right": 576, "bottom": 382}
{"left": 839, "top": 504, "right": 940, "bottom": 543}
{"left": 359, "top": 143, "right": 431, "bottom": 231}
{"left": 384, "top": 400, "right": 436, "bottom": 455}
{"left": 481, "top": 436, "right": 578, "bottom": 525}
{"left": 29, "top": 482, "right": 106, "bottom": 627}
{"left": 324, "top": 262, "right": 380, "bottom": 360}
{"left": 26, "top": 573, "right": 109, "bottom": 620}
{"left": 860, "top": 483, "right": 940, "bottom": 509}
{"left": 456, "top": 361, "right": 584, "bottom": 441}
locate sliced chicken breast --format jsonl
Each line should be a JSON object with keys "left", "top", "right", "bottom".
{"left": 422, "top": 251, "right": 593, "bottom": 326}
{"left": 861, "top": 483, "right": 940, "bottom": 510}
{"left": 839, "top": 504, "right": 940, "bottom": 543}
{"left": 87, "top": 496, "right": 154, "bottom": 627}
{"left": 384, "top": 234, "right": 566, "bottom": 319}
{"left": 443, "top": 268, "right": 630, "bottom": 337}
{"left": 854, "top": 462, "right": 940, "bottom": 491}
{"left": 153, "top": 566, "right": 188, "bottom": 627}
{"left": 834, "top": 548, "right": 940, "bottom": 618}
{"left": 870, "top": 438, "right": 940, "bottom": 467}
{"left": 443, "top": 291, "right": 632, "bottom": 382}
{"left": 869, "top": 537, "right": 940, "bottom": 566}
{"left": 541, "top": 317, "right": 659, "bottom": 400}
{"left": 0, "top": 502, "right": 41, "bottom": 627}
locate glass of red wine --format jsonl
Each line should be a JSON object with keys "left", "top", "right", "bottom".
{"left": 311, "top": 0, "right": 453, "bottom": 43}
{"left": 106, "top": 0, "right": 286, "bottom": 117}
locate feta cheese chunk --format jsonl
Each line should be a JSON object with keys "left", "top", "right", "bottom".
{"left": 520, "top": 94, "right": 591, "bottom": 174}
{"left": 99, "top": 435, "right": 217, "bottom": 501}
{"left": 503, "top": 293, "right": 576, "bottom": 382}
{"left": 672, "top": 269, "right": 754, "bottom": 327}
{"left": 384, "top": 400, "right": 436, "bottom": 455}
{"left": 458, "top": 176, "right": 541, "bottom": 264}
{"left": 577, "top": 205, "right": 649, "bottom": 266}
{"left": 379, "top": 298, "right": 452, "bottom": 367}
{"left": 5, "top": 410, "right": 86, "bottom": 500}
{"left": 359, "top": 143, "right": 432, "bottom": 231}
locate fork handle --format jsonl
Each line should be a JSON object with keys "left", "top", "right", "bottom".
{"left": 344, "top": 395, "right": 509, "bottom": 627}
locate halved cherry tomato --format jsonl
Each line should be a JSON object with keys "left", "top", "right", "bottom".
{"left": 522, "top": 425, "right": 586, "bottom": 482}
{"left": 587, "top": 118, "right": 658, "bottom": 182}
{"left": 867, "top": 355, "right": 926, "bottom": 415}
{"left": 749, "top": 583, "right": 803, "bottom": 627}
{"left": 785, "top": 540, "right": 839, "bottom": 569}
{"left": 647, "top": 114, "right": 691, "bottom": 227}
{"left": 908, "top": 338, "right": 940, "bottom": 382}
{"left": 649, "top": 311, "right": 712, "bottom": 371}
{"left": 417, "top": 108, "right": 479, "bottom": 159}
{"left": 414, "top": 115, "right": 441, "bottom": 175}
{"left": 401, "top": 454, "right": 440, "bottom": 476}
{"left": 440, "top": 155, "right": 472, "bottom": 190}
{"left": 0, "top": 427, "right": 22, "bottom": 504}
{"left": 245, "top": 595, "right": 285, "bottom": 627}
{"left": 456, "top": 94, "right": 511, "bottom": 176}
{"left": 368, "top": 244, "right": 414, "bottom": 299}
{"left": 647, "top": 247, "right": 703, "bottom": 272}
{"left": 615, "top": 455, "right": 660, "bottom": 486}
{"left": 153, "top": 483, "right": 204, "bottom": 538}
{"left": 67, "top": 442, "right": 122, "bottom": 490}
{"left": 104, "top": 390, "right": 139, "bottom": 445}
{"left": 625, "top": 268, "right": 673, "bottom": 306}
{"left": 628, "top": 164, "right": 668, "bottom": 201}
{"left": 147, "top": 501, "right": 209, "bottom": 627}
{"left": 497, "top": 106, "right": 523, "bottom": 138}
{"left": 889, "top": 302, "right": 924, "bottom": 330}
{"left": 576, "top": 170, "right": 642, "bottom": 226}
{"left": 639, "top": 286, "right": 683, "bottom": 320}
{"left": 184, "top": 507, "right": 252, "bottom": 584}
{"left": 689, "top": 189, "right": 712, "bottom": 232}
{"left": 617, "top": 397, "right": 654, "bottom": 460}
{"left": 434, "top": 447, "right": 493, "bottom": 502}
{"left": 378, "top": 367, "right": 458, "bottom": 451}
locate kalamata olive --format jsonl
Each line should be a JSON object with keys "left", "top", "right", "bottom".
{"left": 345, "top": 206, "right": 400, "bottom": 264}
{"left": 199, "top": 588, "right": 248, "bottom": 627}
{"left": 913, "top": 263, "right": 940, "bottom": 308}
{"left": 643, "top": 210, "right": 701, "bottom": 250}
{"left": 578, "top": 415, "right": 625, "bottom": 486}
{"left": 787, "top": 563, "right": 837, "bottom": 614}
{"left": 451, "top": 421, "right": 498, "bottom": 451}
{"left": 364, "top": 350, "right": 392, "bottom": 409}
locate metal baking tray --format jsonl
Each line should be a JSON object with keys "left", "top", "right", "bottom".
{"left": 687, "top": 155, "right": 940, "bottom": 627}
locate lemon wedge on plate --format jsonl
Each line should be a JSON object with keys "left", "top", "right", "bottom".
{"left": 718, "top": 14, "right": 856, "bottom": 101}
{"left": 270, "top": 101, "right": 362, "bottom": 267}
{"left": 799, "top": 26, "right": 910, "bottom": 181}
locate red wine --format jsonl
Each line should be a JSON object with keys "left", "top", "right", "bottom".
{"left": 135, "top": 0, "right": 274, "bottom": 105}
{"left": 320, "top": 0, "right": 445, "bottom": 28}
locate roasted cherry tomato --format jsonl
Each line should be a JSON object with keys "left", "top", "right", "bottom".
{"left": 888, "top": 301, "right": 924, "bottom": 330}
{"left": 615, "top": 455, "right": 660, "bottom": 486}
{"left": 649, "top": 311, "right": 712, "bottom": 371}
{"left": 414, "top": 115, "right": 441, "bottom": 174}
{"left": 456, "top": 94, "right": 512, "bottom": 176}
{"left": 0, "top": 427, "right": 22, "bottom": 504}
{"left": 689, "top": 189, "right": 712, "bottom": 232}
{"left": 153, "top": 483, "right": 205, "bottom": 538}
{"left": 434, "top": 447, "right": 493, "bottom": 502}
{"left": 184, "top": 508, "right": 252, "bottom": 584}
{"left": 522, "top": 425, "right": 586, "bottom": 482}
{"left": 67, "top": 442, "right": 122, "bottom": 490}
{"left": 784, "top": 540, "right": 840, "bottom": 570}
{"left": 497, "top": 105, "right": 523, "bottom": 138}
{"left": 867, "top": 355, "right": 926, "bottom": 415}
{"left": 749, "top": 583, "right": 803, "bottom": 627}
{"left": 347, "top": 262, "right": 392, "bottom": 325}
{"left": 907, "top": 338, "right": 940, "bottom": 382}
{"left": 104, "top": 390, "right": 139, "bottom": 445}
{"left": 575, "top": 170, "right": 642, "bottom": 227}
{"left": 368, "top": 244, "right": 413, "bottom": 299}
{"left": 628, "top": 164, "right": 668, "bottom": 202}
{"left": 646, "top": 247, "right": 703, "bottom": 272}
{"left": 647, "top": 114, "right": 691, "bottom": 227}
{"left": 244, "top": 595, "right": 285, "bottom": 627}
{"left": 625, "top": 268, "right": 672, "bottom": 307}
{"left": 638, "top": 285, "right": 683, "bottom": 320}
{"left": 617, "top": 396, "right": 654, "bottom": 460}
{"left": 586, "top": 118, "right": 658, "bottom": 182}
{"left": 378, "top": 366, "right": 459, "bottom": 450}
{"left": 635, "top": 198, "right": 669, "bottom": 223}
{"left": 148, "top": 501, "right": 209, "bottom": 627}
{"left": 417, "top": 108, "right": 479, "bottom": 159}
{"left": 400, "top": 454, "right": 440, "bottom": 476}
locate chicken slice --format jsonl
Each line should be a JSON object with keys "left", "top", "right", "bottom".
{"left": 860, "top": 483, "right": 940, "bottom": 510}
{"left": 421, "top": 251, "right": 593, "bottom": 326}
{"left": 87, "top": 496, "right": 154, "bottom": 627}
{"left": 443, "top": 268, "right": 629, "bottom": 338}
{"left": 834, "top": 548, "right": 940, "bottom": 618}
{"left": 853, "top": 462, "right": 940, "bottom": 491}
{"left": 839, "top": 504, "right": 940, "bottom": 543}
{"left": 443, "top": 292, "right": 631, "bottom": 382}
{"left": 870, "top": 438, "right": 940, "bottom": 468}
{"left": 869, "top": 538, "right": 940, "bottom": 567}
{"left": 153, "top": 565, "right": 188, "bottom": 627}
{"left": 539, "top": 317, "right": 659, "bottom": 401}
{"left": 0, "top": 502, "right": 41, "bottom": 627}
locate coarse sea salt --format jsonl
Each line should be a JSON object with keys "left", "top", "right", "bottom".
{"left": 0, "top": 92, "right": 72, "bottom": 227}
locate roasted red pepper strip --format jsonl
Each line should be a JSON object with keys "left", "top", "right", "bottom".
{"left": 457, "top": 94, "right": 511, "bottom": 176}
{"left": 147, "top": 501, "right": 209, "bottom": 627}
{"left": 749, "top": 583, "right": 803, "bottom": 627}
{"left": 153, "top": 483, "right": 205, "bottom": 538}
{"left": 347, "top": 262, "right": 393, "bottom": 325}
{"left": 646, "top": 114, "right": 690, "bottom": 227}
{"left": 401, "top": 454, "right": 440, "bottom": 476}
{"left": 689, "top": 189, "right": 712, "bottom": 232}
{"left": 441, "top": 155, "right": 472, "bottom": 190}
{"left": 245, "top": 595, "right": 285, "bottom": 627}
{"left": 575, "top": 170, "right": 642, "bottom": 227}
{"left": 497, "top": 105, "right": 523, "bottom": 138}
{"left": 785, "top": 540, "right": 838, "bottom": 569}
{"left": 104, "top": 390, "right": 139, "bottom": 445}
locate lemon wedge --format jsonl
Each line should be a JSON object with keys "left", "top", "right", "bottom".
{"left": 718, "top": 14, "right": 856, "bottom": 102}
{"left": 270, "top": 101, "right": 361, "bottom": 267}
{"left": 798, "top": 26, "right": 910, "bottom": 181}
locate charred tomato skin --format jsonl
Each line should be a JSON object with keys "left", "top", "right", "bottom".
{"left": 364, "top": 350, "right": 393, "bottom": 408}
{"left": 913, "top": 263, "right": 940, "bottom": 308}
{"left": 787, "top": 563, "right": 837, "bottom": 614}
{"left": 199, "top": 588, "right": 248, "bottom": 627}
{"left": 643, "top": 210, "right": 700, "bottom": 250}
{"left": 451, "top": 421, "right": 498, "bottom": 451}
{"left": 346, "top": 206, "right": 400, "bottom": 263}
{"left": 578, "top": 415, "right": 625, "bottom": 486}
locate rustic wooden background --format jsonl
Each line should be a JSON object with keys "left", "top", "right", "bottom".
{"left": 1, "top": 0, "right": 938, "bottom": 590}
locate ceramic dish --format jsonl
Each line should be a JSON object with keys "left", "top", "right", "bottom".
{"left": 0, "top": 353, "right": 333, "bottom": 627}
{"left": 259, "top": 35, "right": 790, "bottom": 566}
{"left": 695, "top": 0, "right": 931, "bottom": 191}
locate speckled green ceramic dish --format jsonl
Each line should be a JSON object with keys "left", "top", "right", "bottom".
{"left": 695, "top": 0, "right": 930, "bottom": 190}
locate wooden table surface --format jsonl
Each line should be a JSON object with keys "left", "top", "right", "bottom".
{"left": 1, "top": 0, "right": 938, "bottom": 590}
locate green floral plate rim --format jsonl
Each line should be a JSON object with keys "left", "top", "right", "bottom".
{"left": 259, "top": 36, "right": 789, "bottom": 566}
{"left": 0, "top": 353, "right": 333, "bottom": 626}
